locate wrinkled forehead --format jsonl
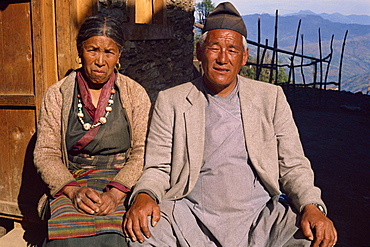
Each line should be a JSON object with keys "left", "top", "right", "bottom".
{"left": 205, "top": 29, "right": 244, "bottom": 47}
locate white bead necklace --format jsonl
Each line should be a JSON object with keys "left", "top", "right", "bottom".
{"left": 77, "top": 87, "right": 116, "bottom": 131}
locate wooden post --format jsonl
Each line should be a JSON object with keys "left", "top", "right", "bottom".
{"left": 256, "top": 16, "right": 261, "bottom": 80}
{"left": 126, "top": 0, "right": 136, "bottom": 23}
{"left": 324, "top": 35, "right": 334, "bottom": 90}
{"left": 31, "top": 0, "right": 58, "bottom": 118}
{"left": 338, "top": 30, "right": 348, "bottom": 92}
{"left": 76, "top": 0, "right": 97, "bottom": 27}
{"left": 55, "top": 0, "right": 97, "bottom": 80}
{"left": 300, "top": 34, "right": 306, "bottom": 85}
{"left": 153, "top": 0, "right": 166, "bottom": 24}
{"left": 136, "top": 0, "right": 153, "bottom": 24}
{"left": 269, "top": 10, "right": 278, "bottom": 84}
{"left": 273, "top": 10, "right": 279, "bottom": 85}
{"left": 318, "top": 28, "right": 323, "bottom": 90}
{"left": 288, "top": 19, "right": 301, "bottom": 86}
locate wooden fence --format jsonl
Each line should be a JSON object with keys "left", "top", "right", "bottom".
{"left": 245, "top": 10, "right": 348, "bottom": 92}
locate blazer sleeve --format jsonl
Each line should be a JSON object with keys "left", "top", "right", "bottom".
{"left": 129, "top": 90, "right": 173, "bottom": 204}
{"left": 274, "top": 86, "right": 326, "bottom": 212}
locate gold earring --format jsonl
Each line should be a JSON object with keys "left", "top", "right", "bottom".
{"left": 75, "top": 56, "right": 81, "bottom": 64}
{"left": 115, "top": 62, "right": 121, "bottom": 71}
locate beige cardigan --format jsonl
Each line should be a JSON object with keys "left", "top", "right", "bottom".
{"left": 34, "top": 71, "right": 151, "bottom": 212}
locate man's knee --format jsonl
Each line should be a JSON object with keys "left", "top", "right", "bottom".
{"left": 283, "top": 229, "right": 311, "bottom": 247}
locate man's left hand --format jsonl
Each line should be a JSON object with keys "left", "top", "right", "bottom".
{"left": 301, "top": 204, "right": 337, "bottom": 247}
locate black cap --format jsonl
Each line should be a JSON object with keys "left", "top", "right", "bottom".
{"left": 203, "top": 2, "right": 247, "bottom": 38}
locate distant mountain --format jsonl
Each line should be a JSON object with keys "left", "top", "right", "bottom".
{"left": 242, "top": 13, "right": 370, "bottom": 93}
{"left": 243, "top": 14, "right": 369, "bottom": 46}
{"left": 286, "top": 10, "right": 370, "bottom": 25}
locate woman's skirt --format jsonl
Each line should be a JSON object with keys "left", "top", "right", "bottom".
{"left": 47, "top": 153, "right": 128, "bottom": 240}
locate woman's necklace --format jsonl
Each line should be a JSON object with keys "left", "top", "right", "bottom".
{"left": 77, "top": 87, "right": 116, "bottom": 131}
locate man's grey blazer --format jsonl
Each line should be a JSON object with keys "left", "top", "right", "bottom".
{"left": 132, "top": 75, "right": 325, "bottom": 213}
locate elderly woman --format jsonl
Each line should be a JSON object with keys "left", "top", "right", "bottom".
{"left": 33, "top": 15, "right": 151, "bottom": 246}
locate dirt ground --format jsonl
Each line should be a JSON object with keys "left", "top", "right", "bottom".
{"left": 285, "top": 87, "right": 370, "bottom": 247}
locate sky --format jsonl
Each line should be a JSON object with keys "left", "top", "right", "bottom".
{"left": 207, "top": 0, "right": 370, "bottom": 16}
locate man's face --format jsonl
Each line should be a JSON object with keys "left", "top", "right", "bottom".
{"left": 197, "top": 29, "right": 248, "bottom": 96}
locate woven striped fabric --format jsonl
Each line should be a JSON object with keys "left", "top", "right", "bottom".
{"left": 48, "top": 169, "right": 126, "bottom": 240}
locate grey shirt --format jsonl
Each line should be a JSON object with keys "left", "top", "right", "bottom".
{"left": 179, "top": 82, "right": 270, "bottom": 245}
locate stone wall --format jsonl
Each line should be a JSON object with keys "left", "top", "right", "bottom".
{"left": 98, "top": 0, "right": 197, "bottom": 102}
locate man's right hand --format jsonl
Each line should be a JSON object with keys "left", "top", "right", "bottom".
{"left": 124, "top": 193, "right": 161, "bottom": 243}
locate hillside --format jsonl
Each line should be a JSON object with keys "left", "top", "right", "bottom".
{"left": 282, "top": 33, "right": 370, "bottom": 93}
{"left": 242, "top": 14, "right": 370, "bottom": 93}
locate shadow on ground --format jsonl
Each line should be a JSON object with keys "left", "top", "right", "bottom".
{"left": 284, "top": 87, "right": 370, "bottom": 247}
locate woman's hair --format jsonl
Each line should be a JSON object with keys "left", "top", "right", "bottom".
{"left": 76, "top": 15, "right": 124, "bottom": 54}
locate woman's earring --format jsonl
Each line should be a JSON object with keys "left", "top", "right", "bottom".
{"left": 75, "top": 56, "right": 82, "bottom": 64}
{"left": 115, "top": 62, "right": 121, "bottom": 71}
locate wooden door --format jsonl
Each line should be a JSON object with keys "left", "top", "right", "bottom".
{"left": 0, "top": 0, "right": 95, "bottom": 226}
{"left": 0, "top": 0, "right": 53, "bottom": 221}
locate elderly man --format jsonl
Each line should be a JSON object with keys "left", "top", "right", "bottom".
{"left": 124, "top": 2, "right": 337, "bottom": 246}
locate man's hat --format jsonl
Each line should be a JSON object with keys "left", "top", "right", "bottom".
{"left": 203, "top": 2, "right": 247, "bottom": 38}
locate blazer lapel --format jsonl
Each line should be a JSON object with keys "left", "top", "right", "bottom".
{"left": 184, "top": 78, "right": 206, "bottom": 187}
{"left": 238, "top": 76, "right": 265, "bottom": 172}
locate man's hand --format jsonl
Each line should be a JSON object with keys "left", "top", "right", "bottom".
{"left": 123, "top": 193, "right": 161, "bottom": 243}
{"left": 63, "top": 186, "right": 101, "bottom": 214}
{"left": 301, "top": 204, "right": 337, "bottom": 247}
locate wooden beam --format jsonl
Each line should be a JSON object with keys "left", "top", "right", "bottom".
{"left": 0, "top": 95, "right": 35, "bottom": 107}
{"left": 122, "top": 23, "right": 174, "bottom": 40}
{"left": 0, "top": 201, "right": 22, "bottom": 219}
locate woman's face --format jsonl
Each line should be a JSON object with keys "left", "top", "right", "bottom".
{"left": 80, "top": 35, "right": 121, "bottom": 85}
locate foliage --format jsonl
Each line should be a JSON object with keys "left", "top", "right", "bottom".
{"left": 193, "top": 1, "right": 214, "bottom": 55}
{"left": 195, "top": 0, "right": 215, "bottom": 25}
{"left": 240, "top": 54, "right": 289, "bottom": 84}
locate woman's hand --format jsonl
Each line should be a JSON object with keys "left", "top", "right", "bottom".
{"left": 95, "top": 187, "right": 126, "bottom": 216}
{"left": 63, "top": 186, "right": 101, "bottom": 214}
